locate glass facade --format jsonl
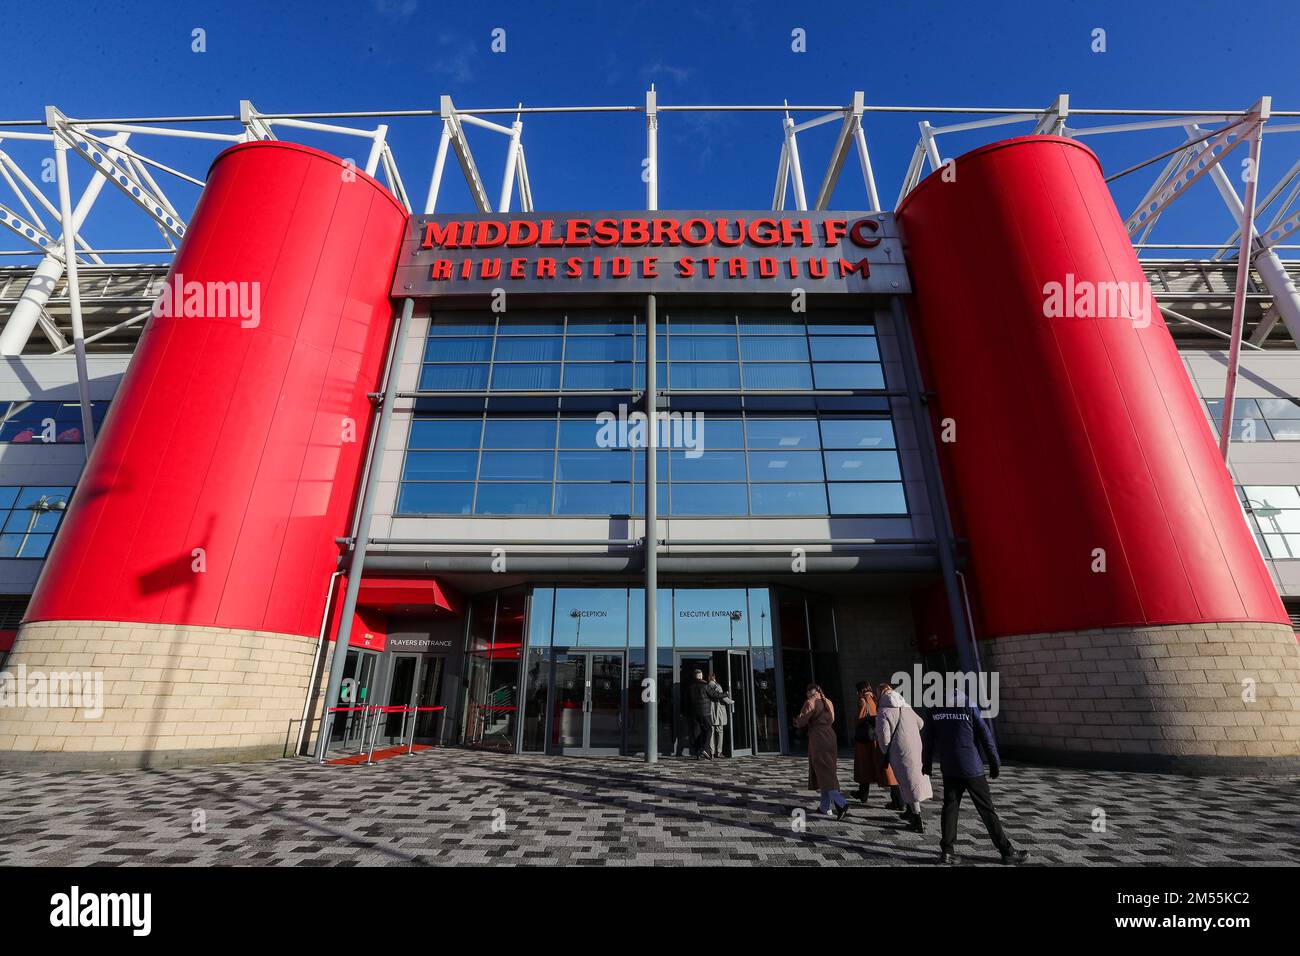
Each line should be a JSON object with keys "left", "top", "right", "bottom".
{"left": 399, "top": 308, "right": 906, "bottom": 517}
{"left": 1239, "top": 485, "right": 1300, "bottom": 559}
{"left": 0, "top": 485, "right": 74, "bottom": 558}
{"left": 0, "top": 402, "right": 108, "bottom": 444}
{"left": 460, "top": 583, "right": 842, "bottom": 758}
{"left": 1206, "top": 398, "right": 1300, "bottom": 442}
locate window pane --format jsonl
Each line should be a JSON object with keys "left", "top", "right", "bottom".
{"left": 633, "top": 335, "right": 668, "bottom": 361}
{"left": 490, "top": 364, "right": 560, "bottom": 390}
{"left": 483, "top": 419, "right": 557, "bottom": 448}
{"left": 397, "top": 483, "right": 473, "bottom": 515}
{"left": 559, "top": 417, "right": 610, "bottom": 449}
{"left": 742, "top": 364, "right": 813, "bottom": 390}
{"left": 740, "top": 336, "right": 809, "bottom": 362}
{"left": 1244, "top": 486, "right": 1300, "bottom": 510}
{"left": 18, "top": 533, "right": 52, "bottom": 558}
{"left": 552, "top": 588, "right": 629, "bottom": 646}
{"left": 673, "top": 588, "right": 750, "bottom": 646}
{"left": 565, "top": 336, "right": 633, "bottom": 361}
{"left": 632, "top": 363, "right": 669, "bottom": 389}
{"left": 556, "top": 450, "right": 631, "bottom": 481}
{"left": 670, "top": 450, "right": 746, "bottom": 481}
{"left": 669, "top": 363, "right": 740, "bottom": 390}
{"left": 668, "top": 315, "right": 734, "bottom": 334}
{"left": 813, "top": 363, "right": 884, "bottom": 389}
{"left": 568, "top": 315, "right": 634, "bottom": 334}
{"left": 497, "top": 317, "right": 563, "bottom": 335}
{"left": 632, "top": 483, "right": 670, "bottom": 515}
{"left": 670, "top": 337, "right": 738, "bottom": 361}
{"left": 479, "top": 451, "right": 554, "bottom": 480}
{"left": 554, "top": 483, "right": 632, "bottom": 515}
{"left": 0, "top": 487, "right": 18, "bottom": 510}
{"left": 429, "top": 315, "right": 494, "bottom": 336}
{"left": 820, "top": 419, "right": 895, "bottom": 449}
{"left": 808, "top": 320, "right": 874, "bottom": 335}
{"left": 824, "top": 450, "right": 902, "bottom": 481}
{"left": 632, "top": 450, "right": 670, "bottom": 481}
{"left": 403, "top": 451, "right": 478, "bottom": 481}
{"left": 475, "top": 483, "right": 552, "bottom": 514}
{"left": 14, "top": 487, "right": 72, "bottom": 509}
{"left": 1258, "top": 398, "right": 1300, "bottom": 418}
{"left": 409, "top": 418, "right": 483, "bottom": 449}
{"left": 750, "top": 483, "right": 827, "bottom": 515}
{"left": 3, "top": 509, "right": 61, "bottom": 533}
{"left": 563, "top": 364, "right": 633, "bottom": 390}
{"left": 1267, "top": 420, "right": 1300, "bottom": 440}
{"left": 749, "top": 451, "right": 824, "bottom": 481}
{"left": 745, "top": 418, "right": 819, "bottom": 449}
{"left": 692, "top": 417, "right": 743, "bottom": 448}
{"left": 671, "top": 483, "right": 748, "bottom": 515}
{"left": 828, "top": 482, "right": 907, "bottom": 514}
{"left": 493, "top": 337, "right": 563, "bottom": 362}
{"left": 420, "top": 365, "right": 488, "bottom": 391}
{"left": 809, "top": 336, "right": 878, "bottom": 362}
{"left": 424, "top": 337, "right": 494, "bottom": 362}
{"left": 740, "top": 316, "right": 805, "bottom": 335}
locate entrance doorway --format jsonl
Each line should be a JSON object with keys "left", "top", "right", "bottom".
{"left": 379, "top": 655, "right": 447, "bottom": 747}
{"left": 330, "top": 648, "right": 380, "bottom": 752}
{"left": 551, "top": 651, "right": 624, "bottom": 755}
{"left": 675, "top": 651, "right": 755, "bottom": 757}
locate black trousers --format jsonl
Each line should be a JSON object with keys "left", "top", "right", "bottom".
{"left": 940, "top": 774, "right": 1011, "bottom": 854}
{"left": 692, "top": 717, "right": 712, "bottom": 755}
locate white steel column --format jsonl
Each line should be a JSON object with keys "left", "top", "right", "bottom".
{"left": 497, "top": 117, "right": 522, "bottom": 213}
{"left": 50, "top": 125, "right": 97, "bottom": 456}
{"left": 782, "top": 113, "right": 807, "bottom": 211}
{"left": 423, "top": 118, "right": 452, "bottom": 214}
{"left": 1219, "top": 122, "right": 1264, "bottom": 462}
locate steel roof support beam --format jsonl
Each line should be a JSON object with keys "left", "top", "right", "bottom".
{"left": 0, "top": 128, "right": 129, "bottom": 355}
{"left": 1218, "top": 114, "right": 1265, "bottom": 461}
{"left": 441, "top": 96, "right": 493, "bottom": 213}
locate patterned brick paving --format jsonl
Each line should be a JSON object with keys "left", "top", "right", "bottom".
{"left": 0, "top": 749, "right": 1296, "bottom": 866}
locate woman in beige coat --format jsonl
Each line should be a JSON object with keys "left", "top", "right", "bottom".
{"left": 876, "top": 683, "right": 932, "bottom": 832}
{"left": 795, "top": 683, "right": 848, "bottom": 820}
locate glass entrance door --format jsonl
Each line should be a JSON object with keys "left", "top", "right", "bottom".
{"left": 726, "top": 650, "right": 754, "bottom": 756}
{"left": 674, "top": 650, "right": 753, "bottom": 757}
{"left": 381, "top": 654, "right": 419, "bottom": 746}
{"left": 551, "top": 651, "right": 624, "bottom": 755}
{"left": 330, "top": 649, "right": 379, "bottom": 752}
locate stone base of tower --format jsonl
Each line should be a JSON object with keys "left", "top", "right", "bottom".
{"left": 981, "top": 621, "right": 1300, "bottom": 775}
{"left": 0, "top": 619, "right": 321, "bottom": 770}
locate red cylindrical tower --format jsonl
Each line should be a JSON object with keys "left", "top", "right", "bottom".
{"left": 0, "top": 142, "right": 408, "bottom": 767}
{"left": 897, "top": 136, "right": 1300, "bottom": 772}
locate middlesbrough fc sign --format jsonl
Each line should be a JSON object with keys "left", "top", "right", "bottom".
{"left": 391, "top": 211, "right": 909, "bottom": 296}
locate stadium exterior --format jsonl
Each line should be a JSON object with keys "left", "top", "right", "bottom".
{"left": 0, "top": 93, "right": 1299, "bottom": 774}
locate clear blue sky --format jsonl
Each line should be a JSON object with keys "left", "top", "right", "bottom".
{"left": 2, "top": 0, "right": 1298, "bottom": 254}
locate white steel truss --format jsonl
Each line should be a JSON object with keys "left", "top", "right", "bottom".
{"left": 1, "top": 92, "right": 1298, "bottom": 460}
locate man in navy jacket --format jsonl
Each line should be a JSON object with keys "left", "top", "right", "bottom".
{"left": 921, "top": 691, "right": 1029, "bottom": 865}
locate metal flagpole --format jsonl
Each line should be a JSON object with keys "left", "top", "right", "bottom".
{"left": 643, "top": 87, "right": 659, "bottom": 764}
{"left": 316, "top": 296, "right": 417, "bottom": 762}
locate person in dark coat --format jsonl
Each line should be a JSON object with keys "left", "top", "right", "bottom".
{"left": 685, "top": 669, "right": 728, "bottom": 759}
{"left": 921, "top": 690, "right": 1029, "bottom": 865}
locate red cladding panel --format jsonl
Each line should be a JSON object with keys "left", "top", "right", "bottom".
{"left": 896, "top": 136, "right": 1286, "bottom": 637}
{"left": 25, "top": 142, "right": 408, "bottom": 637}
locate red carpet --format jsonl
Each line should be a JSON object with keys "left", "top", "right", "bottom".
{"left": 326, "top": 744, "right": 432, "bottom": 766}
